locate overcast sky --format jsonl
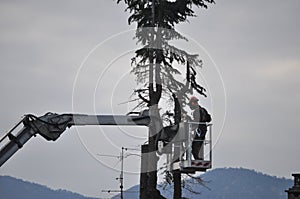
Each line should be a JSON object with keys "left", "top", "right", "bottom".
{"left": 0, "top": 0, "right": 299, "bottom": 198}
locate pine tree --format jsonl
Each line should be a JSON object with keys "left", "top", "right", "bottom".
{"left": 116, "top": 1, "right": 214, "bottom": 198}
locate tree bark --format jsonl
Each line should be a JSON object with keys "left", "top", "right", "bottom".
{"left": 173, "top": 139, "right": 182, "bottom": 199}
{"left": 173, "top": 170, "right": 182, "bottom": 199}
{"left": 140, "top": 144, "right": 149, "bottom": 199}
{"left": 146, "top": 104, "right": 165, "bottom": 199}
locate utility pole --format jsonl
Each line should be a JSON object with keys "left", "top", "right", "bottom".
{"left": 99, "top": 147, "right": 140, "bottom": 199}
{"left": 98, "top": 150, "right": 124, "bottom": 198}
{"left": 120, "top": 147, "right": 125, "bottom": 199}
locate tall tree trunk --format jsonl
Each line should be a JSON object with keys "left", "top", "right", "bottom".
{"left": 173, "top": 139, "right": 182, "bottom": 199}
{"left": 173, "top": 170, "right": 182, "bottom": 199}
{"left": 144, "top": 1, "right": 164, "bottom": 196}
{"left": 140, "top": 144, "right": 149, "bottom": 199}
{"left": 147, "top": 104, "right": 164, "bottom": 199}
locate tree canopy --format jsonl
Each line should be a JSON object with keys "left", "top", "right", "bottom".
{"left": 116, "top": 1, "right": 215, "bottom": 198}
{"left": 117, "top": 0, "right": 214, "bottom": 112}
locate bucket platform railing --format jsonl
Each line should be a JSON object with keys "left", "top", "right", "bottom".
{"left": 165, "top": 122, "right": 212, "bottom": 173}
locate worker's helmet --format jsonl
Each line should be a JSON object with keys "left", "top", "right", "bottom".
{"left": 189, "top": 96, "right": 199, "bottom": 104}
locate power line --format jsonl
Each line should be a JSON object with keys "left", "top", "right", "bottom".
{"left": 98, "top": 147, "right": 141, "bottom": 199}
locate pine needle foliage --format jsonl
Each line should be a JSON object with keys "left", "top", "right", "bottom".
{"left": 117, "top": 0, "right": 214, "bottom": 108}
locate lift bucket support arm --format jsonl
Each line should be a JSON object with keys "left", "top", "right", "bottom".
{"left": 0, "top": 112, "right": 150, "bottom": 167}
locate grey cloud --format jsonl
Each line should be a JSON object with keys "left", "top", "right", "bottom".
{"left": 0, "top": 0, "right": 299, "bottom": 198}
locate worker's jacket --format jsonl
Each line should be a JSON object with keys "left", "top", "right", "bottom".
{"left": 192, "top": 105, "right": 211, "bottom": 138}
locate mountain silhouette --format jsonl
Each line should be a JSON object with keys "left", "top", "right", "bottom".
{"left": 0, "top": 175, "right": 98, "bottom": 199}
{"left": 1, "top": 168, "right": 293, "bottom": 199}
{"left": 112, "top": 167, "right": 293, "bottom": 199}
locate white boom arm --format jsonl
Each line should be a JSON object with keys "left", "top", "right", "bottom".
{"left": 0, "top": 111, "right": 150, "bottom": 167}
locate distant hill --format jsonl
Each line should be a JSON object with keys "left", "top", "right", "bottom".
{"left": 112, "top": 167, "right": 293, "bottom": 199}
{"left": 0, "top": 168, "right": 293, "bottom": 199}
{"left": 0, "top": 175, "right": 97, "bottom": 199}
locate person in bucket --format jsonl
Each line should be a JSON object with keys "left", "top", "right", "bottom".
{"left": 188, "top": 96, "right": 212, "bottom": 160}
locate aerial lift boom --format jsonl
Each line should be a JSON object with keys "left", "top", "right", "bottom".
{"left": 0, "top": 110, "right": 212, "bottom": 174}
{"left": 0, "top": 111, "right": 150, "bottom": 167}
